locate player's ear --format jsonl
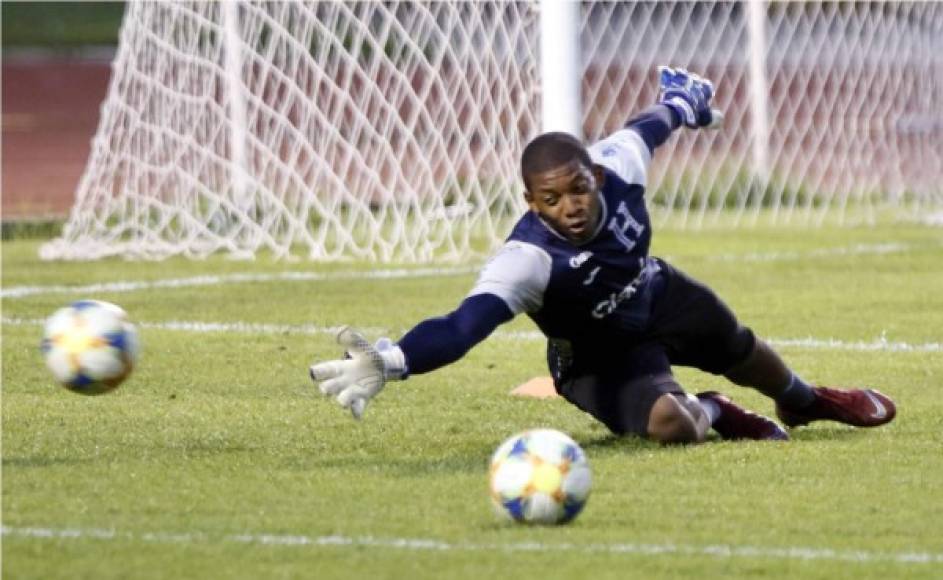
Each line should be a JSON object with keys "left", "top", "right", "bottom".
{"left": 522, "top": 178, "right": 537, "bottom": 209}
{"left": 523, "top": 189, "right": 539, "bottom": 212}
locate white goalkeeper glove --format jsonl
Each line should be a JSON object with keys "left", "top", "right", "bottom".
{"left": 657, "top": 65, "right": 724, "bottom": 129}
{"left": 309, "top": 327, "right": 406, "bottom": 419}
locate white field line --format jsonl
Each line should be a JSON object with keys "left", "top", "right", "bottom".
{"left": 0, "top": 241, "right": 927, "bottom": 300}
{"left": 0, "top": 266, "right": 480, "bottom": 299}
{"left": 3, "top": 525, "right": 941, "bottom": 565}
{"left": 702, "top": 242, "right": 913, "bottom": 263}
{"left": 2, "top": 316, "right": 940, "bottom": 353}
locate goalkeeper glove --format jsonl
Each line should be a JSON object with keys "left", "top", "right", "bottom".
{"left": 657, "top": 65, "right": 724, "bottom": 129}
{"left": 309, "top": 327, "right": 406, "bottom": 419}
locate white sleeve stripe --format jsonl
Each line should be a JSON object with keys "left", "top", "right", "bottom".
{"left": 588, "top": 129, "right": 651, "bottom": 187}
{"left": 467, "top": 240, "right": 551, "bottom": 315}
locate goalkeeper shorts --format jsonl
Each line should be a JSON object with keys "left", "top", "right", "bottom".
{"left": 550, "top": 259, "right": 756, "bottom": 436}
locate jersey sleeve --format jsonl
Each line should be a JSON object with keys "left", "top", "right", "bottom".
{"left": 467, "top": 240, "right": 552, "bottom": 315}
{"left": 588, "top": 128, "right": 652, "bottom": 187}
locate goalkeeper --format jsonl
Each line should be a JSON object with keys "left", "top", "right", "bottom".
{"left": 310, "top": 67, "right": 896, "bottom": 443}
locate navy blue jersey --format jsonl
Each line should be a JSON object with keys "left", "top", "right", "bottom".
{"left": 469, "top": 128, "right": 662, "bottom": 349}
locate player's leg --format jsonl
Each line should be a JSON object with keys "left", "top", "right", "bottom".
{"left": 722, "top": 338, "right": 792, "bottom": 394}
{"left": 647, "top": 389, "right": 710, "bottom": 444}
{"left": 549, "top": 339, "right": 701, "bottom": 443}
{"left": 694, "top": 391, "right": 788, "bottom": 440}
{"left": 550, "top": 340, "right": 782, "bottom": 443}
{"left": 652, "top": 260, "right": 896, "bottom": 429}
{"left": 555, "top": 369, "right": 708, "bottom": 444}
{"left": 647, "top": 390, "right": 789, "bottom": 443}
{"left": 556, "top": 368, "right": 786, "bottom": 443}
{"left": 725, "top": 338, "right": 896, "bottom": 428}
{"left": 724, "top": 341, "right": 896, "bottom": 427}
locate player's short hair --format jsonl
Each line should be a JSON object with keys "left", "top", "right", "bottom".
{"left": 521, "top": 132, "right": 594, "bottom": 190}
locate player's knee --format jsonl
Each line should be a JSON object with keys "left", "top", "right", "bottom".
{"left": 646, "top": 394, "right": 702, "bottom": 444}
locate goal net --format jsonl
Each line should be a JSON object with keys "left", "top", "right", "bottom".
{"left": 42, "top": 1, "right": 943, "bottom": 261}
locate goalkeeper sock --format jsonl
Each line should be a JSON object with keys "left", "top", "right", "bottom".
{"left": 776, "top": 373, "right": 816, "bottom": 410}
{"left": 698, "top": 398, "right": 721, "bottom": 425}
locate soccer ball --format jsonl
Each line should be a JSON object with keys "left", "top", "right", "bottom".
{"left": 488, "top": 428, "right": 592, "bottom": 525}
{"left": 41, "top": 300, "right": 139, "bottom": 395}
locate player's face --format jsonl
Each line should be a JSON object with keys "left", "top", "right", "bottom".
{"left": 525, "top": 159, "right": 604, "bottom": 244}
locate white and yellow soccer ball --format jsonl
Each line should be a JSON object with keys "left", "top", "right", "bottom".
{"left": 41, "top": 300, "right": 139, "bottom": 395}
{"left": 488, "top": 428, "right": 592, "bottom": 525}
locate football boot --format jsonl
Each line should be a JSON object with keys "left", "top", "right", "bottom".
{"left": 697, "top": 391, "right": 789, "bottom": 441}
{"left": 776, "top": 386, "right": 896, "bottom": 428}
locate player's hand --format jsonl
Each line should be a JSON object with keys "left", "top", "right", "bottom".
{"left": 309, "top": 327, "right": 405, "bottom": 419}
{"left": 657, "top": 65, "right": 724, "bottom": 129}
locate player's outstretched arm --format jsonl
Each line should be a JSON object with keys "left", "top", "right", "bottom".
{"left": 309, "top": 294, "right": 513, "bottom": 419}
{"left": 397, "top": 293, "right": 513, "bottom": 374}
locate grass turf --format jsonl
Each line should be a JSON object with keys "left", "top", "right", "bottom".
{"left": 3, "top": 224, "right": 943, "bottom": 579}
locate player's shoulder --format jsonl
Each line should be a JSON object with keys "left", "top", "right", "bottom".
{"left": 470, "top": 240, "right": 552, "bottom": 314}
{"left": 588, "top": 128, "right": 652, "bottom": 187}
{"left": 485, "top": 239, "right": 552, "bottom": 272}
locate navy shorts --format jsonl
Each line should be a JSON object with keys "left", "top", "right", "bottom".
{"left": 550, "top": 259, "right": 755, "bottom": 436}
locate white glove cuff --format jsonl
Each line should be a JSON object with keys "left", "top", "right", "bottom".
{"left": 375, "top": 338, "right": 407, "bottom": 380}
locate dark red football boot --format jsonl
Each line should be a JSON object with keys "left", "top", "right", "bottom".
{"left": 776, "top": 386, "right": 896, "bottom": 428}
{"left": 697, "top": 392, "right": 789, "bottom": 441}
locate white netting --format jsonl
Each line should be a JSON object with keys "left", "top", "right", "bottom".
{"left": 581, "top": 1, "right": 943, "bottom": 227}
{"left": 43, "top": 1, "right": 943, "bottom": 262}
{"left": 43, "top": 1, "right": 540, "bottom": 261}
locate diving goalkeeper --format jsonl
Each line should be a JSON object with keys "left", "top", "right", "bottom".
{"left": 309, "top": 67, "right": 896, "bottom": 444}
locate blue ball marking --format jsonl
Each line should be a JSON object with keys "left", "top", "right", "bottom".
{"left": 502, "top": 497, "right": 526, "bottom": 522}
{"left": 68, "top": 372, "right": 96, "bottom": 388}
{"left": 560, "top": 498, "right": 585, "bottom": 523}
{"left": 507, "top": 437, "right": 529, "bottom": 458}
{"left": 39, "top": 338, "right": 52, "bottom": 354}
{"left": 103, "top": 331, "right": 129, "bottom": 352}
{"left": 70, "top": 300, "right": 101, "bottom": 311}
{"left": 562, "top": 443, "right": 581, "bottom": 463}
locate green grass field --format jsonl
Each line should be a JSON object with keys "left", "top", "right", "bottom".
{"left": 2, "top": 2, "right": 124, "bottom": 49}
{"left": 3, "top": 224, "right": 943, "bottom": 579}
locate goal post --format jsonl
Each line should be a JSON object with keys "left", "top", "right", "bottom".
{"left": 42, "top": 1, "right": 943, "bottom": 262}
{"left": 540, "top": 0, "right": 581, "bottom": 137}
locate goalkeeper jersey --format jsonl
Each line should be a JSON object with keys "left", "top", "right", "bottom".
{"left": 469, "top": 127, "right": 663, "bottom": 349}
{"left": 396, "top": 106, "right": 683, "bottom": 376}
